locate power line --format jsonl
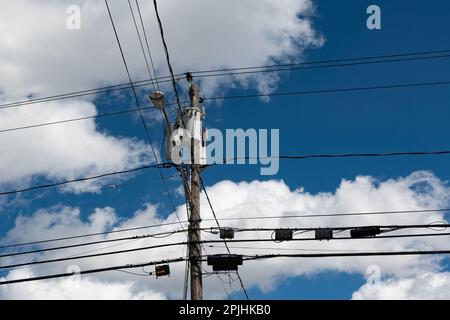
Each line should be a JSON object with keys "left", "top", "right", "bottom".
{"left": 222, "top": 150, "right": 450, "bottom": 164}
{"left": 148, "top": 1, "right": 198, "bottom": 299}
{"left": 0, "top": 239, "right": 189, "bottom": 270}
{"left": 152, "top": 0, "right": 183, "bottom": 113}
{"left": 189, "top": 49, "right": 450, "bottom": 74}
{"left": 243, "top": 250, "right": 450, "bottom": 261}
{"left": 200, "top": 223, "right": 450, "bottom": 234}
{"left": 206, "top": 244, "right": 443, "bottom": 253}
{"left": 208, "top": 208, "right": 450, "bottom": 222}
{"left": 2, "top": 221, "right": 449, "bottom": 257}
{"left": 3, "top": 247, "right": 450, "bottom": 286}
{"left": 0, "top": 257, "right": 187, "bottom": 286}
{"left": 133, "top": 0, "right": 199, "bottom": 242}
{"left": 130, "top": 0, "right": 187, "bottom": 222}
{"left": 114, "top": 269, "right": 152, "bottom": 277}
{"left": 135, "top": 0, "right": 160, "bottom": 91}
{"left": 3, "top": 147, "right": 450, "bottom": 197}
{"left": 127, "top": 0, "right": 157, "bottom": 91}
{"left": 0, "top": 78, "right": 171, "bottom": 111}
{"left": 105, "top": 0, "right": 159, "bottom": 166}
{"left": 0, "top": 163, "right": 171, "bottom": 197}
{"left": 2, "top": 207, "right": 446, "bottom": 250}
{"left": 191, "top": 53, "right": 450, "bottom": 81}
{"left": 1, "top": 207, "right": 449, "bottom": 254}
{"left": 203, "top": 80, "right": 450, "bottom": 102}
{"left": 4, "top": 78, "right": 450, "bottom": 136}
{"left": 2, "top": 232, "right": 450, "bottom": 272}
{"left": 199, "top": 175, "right": 250, "bottom": 300}
{"left": 183, "top": 246, "right": 190, "bottom": 299}
{"left": 0, "top": 228, "right": 186, "bottom": 258}
{"left": 2, "top": 49, "right": 448, "bottom": 112}
{"left": 0, "top": 219, "right": 186, "bottom": 250}
{"left": 1, "top": 154, "right": 448, "bottom": 233}
{"left": 105, "top": 0, "right": 182, "bottom": 220}
{"left": 0, "top": 106, "right": 155, "bottom": 134}
{"left": 202, "top": 232, "right": 450, "bottom": 245}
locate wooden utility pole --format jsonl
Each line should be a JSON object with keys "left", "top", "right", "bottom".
{"left": 150, "top": 74, "right": 204, "bottom": 300}
{"left": 187, "top": 74, "right": 203, "bottom": 300}
{"left": 189, "top": 150, "right": 203, "bottom": 300}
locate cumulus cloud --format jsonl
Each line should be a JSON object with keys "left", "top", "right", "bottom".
{"left": 1, "top": 268, "right": 165, "bottom": 300}
{"left": 0, "top": 204, "right": 190, "bottom": 299}
{"left": 0, "top": 171, "right": 449, "bottom": 299}
{"left": 0, "top": 100, "right": 152, "bottom": 193}
{"left": 0, "top": 0, "right": 323, "bottom": 101}
{"left": 352, "top": 272, "right": 450, "bottom": 300}
{"left": 0, "top": 0, "right": 322, "bottom": 193}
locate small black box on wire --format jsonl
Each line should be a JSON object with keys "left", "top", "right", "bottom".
{"left": 315, "top": 228, "right": 333, "bottom": 240}
{"left": 274, "top": 229, "right": 293, "bottom": 241}
{"left": 350, "top": 226, "right": 382, "bottom": 238}
{"left": 155, "top": 265, "right": 170, "bottom": 278}
{"left": 220, "top": 228, "right": 235, "bottom": 239}
{"left": 207, "top": 254, "right": 243, "bottom": 271}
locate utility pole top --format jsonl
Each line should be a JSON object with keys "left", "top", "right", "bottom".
{"left": 187, "top": 73, "right": 201, "bottom": 108}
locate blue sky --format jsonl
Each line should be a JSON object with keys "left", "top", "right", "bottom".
{"left": 1, "top": 0, "right": 450, "bottom": 299}
{"left": 240, "top": 0, "right": 450, "bottom": 299}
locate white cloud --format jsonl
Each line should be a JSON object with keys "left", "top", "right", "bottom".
{"left": 0, "top": 0, "right": 323, "bottom": 101}
{"left": 353, "top": 272, "right": 450, "bottom": 300}
{"left": 1, "top": 171, "right": 449, "bottom": 299}
{"left": 0, "top": 0, "right": 322, "bottom": 193}
{"left": 0, "top": 100, "right": 152, "bottom": 193}
{"left": 1, "top": 0, "right": 446, "bottom": 301}
{"left": 3, "top": 206, "right": 117, "bottom": 245}
{"left": 0, "top": 269, "right": 165, "bottom": 300}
